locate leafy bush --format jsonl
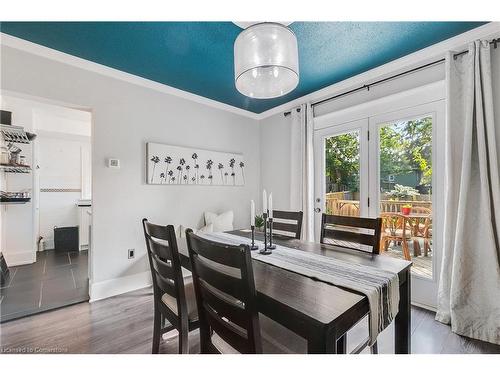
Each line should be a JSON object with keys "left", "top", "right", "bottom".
{"left": 387, "top": 184, "right": 420, "bottom": 200}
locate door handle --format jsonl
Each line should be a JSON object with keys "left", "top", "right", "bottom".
{"left": 314, "top": 208, "right": 321, "bottom": 213}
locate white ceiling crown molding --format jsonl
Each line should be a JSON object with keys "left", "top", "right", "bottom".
{"left": 255, "top": 22, "right": 500, "bottom": 120}
{"left": 0, "top": 32, "right": 261, "bottom": 121}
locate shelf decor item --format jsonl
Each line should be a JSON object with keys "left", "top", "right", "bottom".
{"left": 0, "top": 197, "right": 31, "bottom": 204}
{"left": 267, "top": 217, "right": 276, "bottom": 250}
{"left": 1, "top": 124, "right": 33, "bottom": 144}
{"left": 146, "top": 142, "right": 245, "bottom": 186}
{"left": 249, "top": 200, "right": 259, "bottom": 250}
{"left": 0, "top": 190, "right": 31, "bottom": 204}
{"left": 258, "top": 190, "right": 272, "bottom": 255}
{"left": 267, "top": 193, "right": 276, "bottom": 250}
{"left": 260, "top": 210, "right": 271, "bottom": 255}
{"left": 0, "top": 164, "right": 31, "bottom": 173}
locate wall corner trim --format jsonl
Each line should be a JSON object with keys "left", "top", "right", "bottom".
{"left": 89, "top": 271, "right": 152, "bottom": 302}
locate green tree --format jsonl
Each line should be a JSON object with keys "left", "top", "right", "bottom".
{"left": 324, "top": 116, "right": 432, "bottom": 194}
{"left": 325, "top": 132, "right": 360, "bottom": 193}
{"left": 399, "top": 117, "right": 432, "bottom": 185}
{"left": 379, "top": 125, "right": 410, "bottom": 179}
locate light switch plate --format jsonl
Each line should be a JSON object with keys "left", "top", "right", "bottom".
{"left": 108, "top": 158, "right": 120, "bottom": 168}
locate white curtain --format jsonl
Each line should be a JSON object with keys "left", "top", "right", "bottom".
{"left": 290, "top": 103, "right": 315, "bottom": 242}
{"left": 436, "top": 40, "right": 500, "bottom": 345}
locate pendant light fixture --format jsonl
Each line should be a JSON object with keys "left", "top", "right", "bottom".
{"left": 234, "top": 22, "right": 299, "bottom": 99}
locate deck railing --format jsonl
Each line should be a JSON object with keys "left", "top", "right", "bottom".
{"left": 325, "top": 192, "right": 432, "bottom": 216}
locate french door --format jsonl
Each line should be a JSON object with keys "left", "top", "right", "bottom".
{"left": 313, "top": 100, "right": 444, "bottom": 309}
{"left": 314, "top": 118, "right": 369, "bottom": 236}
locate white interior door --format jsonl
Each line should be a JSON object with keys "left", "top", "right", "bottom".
{"left": 369, "top": 101, "right": 444, "bottom": 309}
{"left": 313, "top": 118, "right": 369, "bottom": 241}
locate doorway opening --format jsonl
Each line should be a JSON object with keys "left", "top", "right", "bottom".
{"left": 1, "top": 94, "right": 92, "bottom": 322}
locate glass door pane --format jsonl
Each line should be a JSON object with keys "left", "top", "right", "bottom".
{"left": 324, "top": 131, "right": 361, "bottom": 217}
{"left": 314, "top": 118, "right": 368, "bottom": 242}
{"left": 377, "top": 116, "right": 433, "bottom": 279}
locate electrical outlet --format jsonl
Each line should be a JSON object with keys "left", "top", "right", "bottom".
{"left": 128, "top": 249, "right": 135, "bottom": 259}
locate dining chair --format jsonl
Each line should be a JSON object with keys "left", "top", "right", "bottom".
{"left": 271, "top": 210, "right": 303, "bottom": 239}
{"left": 185, "top": 229, "right": 305, "bottom": 354}
{"left": 320, "top": 214, "right": 382, "bottom": 254}
{"left": 319, "top": 214, "right": 383, "bottom": 354}
{"left": 380, "top": 213, "right": 412, "bottom": 260}
{"left": 142, "top": 219, "right": 200, "bottom": 354}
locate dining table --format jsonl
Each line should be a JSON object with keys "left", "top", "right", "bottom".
{"left": 177, "top": 229, "right": 412, "bottom": 354}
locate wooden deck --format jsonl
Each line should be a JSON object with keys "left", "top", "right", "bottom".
{"left": 382, "top": 241, "right": 432, "bottom": 278}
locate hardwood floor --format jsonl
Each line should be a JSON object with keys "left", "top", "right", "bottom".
{"left": 1, "top": 287, "right": 499, "bottom": 354}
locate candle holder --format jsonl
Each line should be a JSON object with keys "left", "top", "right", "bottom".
{"left": 260, "top": 212, "right": 272, "bottom": 255}
{"left": 268, "top": 217, "right": 276, "bottom": 250}
{"left": 250, "top": 225, "right": 259, "bottom": 251}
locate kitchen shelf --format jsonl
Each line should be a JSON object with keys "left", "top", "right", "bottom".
{"left": 0, "top": 164, "right": 31, "bottom": 173}
{"left": 1, "top": 124, "right": 34, "bottom": 144}
{"left": 0, "top": 197, "right": 31, "bottom": 204}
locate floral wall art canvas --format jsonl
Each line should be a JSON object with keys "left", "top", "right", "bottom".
{"left": 146, "top": 142, "right": 245, "bottom": 186}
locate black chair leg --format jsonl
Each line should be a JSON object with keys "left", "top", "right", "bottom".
{"left": 152, "top": 308, "right": 161, "bottom": 354}
{"left": 178, "top": 328, "right": 189, "bottom": 354}
{"left": 370, "top": 341, "right": 378, "bottom": 354}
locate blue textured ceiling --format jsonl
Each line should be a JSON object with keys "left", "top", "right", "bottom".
{"left": 0, "top": 22, "right": 486, "bottom": 114}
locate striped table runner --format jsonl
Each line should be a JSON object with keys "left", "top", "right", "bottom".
{"left": 199, "top": 232, "right": 399, "bottom": 345}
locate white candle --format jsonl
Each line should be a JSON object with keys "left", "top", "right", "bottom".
{"left": 250, "top": 200, "right": 255, "bottom": 226}
{"left": 262, "top": 189, "right": 267, "bottom": 213}
{"left": 268, "top": 193, "right": 273, "bottom": 218}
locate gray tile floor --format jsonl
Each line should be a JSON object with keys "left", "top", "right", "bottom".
{"left": 0, "top": 249, "right": 89, "bottom": 323}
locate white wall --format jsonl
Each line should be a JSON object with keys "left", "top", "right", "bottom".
{"left": 260, "top": 112, "right": 292, "bottom": 211}
{"left": 313, "top": 63, "right": 445, "bottom": 117}
{"left": 1, "top": 45, "right": 261, "bottom": 300}
{"left": 36, "top": 131, "right": 91, "bottom": 249}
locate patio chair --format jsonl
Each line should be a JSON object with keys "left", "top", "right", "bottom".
{"left": 410, "top": 207, "right": 432, "bottom": 257}
{"left": 338, "top": 202, "right": 360, "bottom": 217}
{"left": 380, "top": 213, "right": 412, "bottom": 261}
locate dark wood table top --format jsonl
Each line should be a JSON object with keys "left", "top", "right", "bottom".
{"left": 177, "top": 229, "right": 411, "bottom": 328}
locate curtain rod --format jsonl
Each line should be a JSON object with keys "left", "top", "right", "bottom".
{"left": 284, "top": 37, "right": 499, "bottom": 117}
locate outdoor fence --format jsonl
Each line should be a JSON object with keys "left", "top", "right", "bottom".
{"left": 325, "top": 192, "right": 432, "bottom": 216}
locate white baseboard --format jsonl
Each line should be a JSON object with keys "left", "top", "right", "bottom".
{"left": 3, "top": 250, "right": 36, "bottom": 266}
{"left": 89, "top": 271, "right": 152, "bottom": 302}
{"left": 411, "top": 301, "right": 437, "bottom": 312}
